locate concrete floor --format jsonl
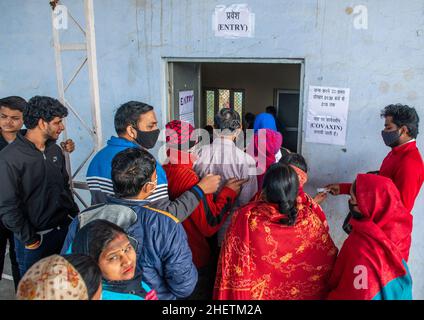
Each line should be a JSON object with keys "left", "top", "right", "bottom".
{"left": 0, "top": 247, "right": 16, "bottom": 300}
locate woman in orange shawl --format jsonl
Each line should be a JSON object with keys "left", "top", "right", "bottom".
{"left": 214, "top": 163, "right": 338, "bottom": 300}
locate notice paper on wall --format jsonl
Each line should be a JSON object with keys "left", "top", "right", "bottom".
{"left": 179, "top": 90, "right": 195, "bottom": 127}
{"left": 305, "top": 86, "right": 350, "bottom": 146}
{"left": 212, "top": 4, "right": 255, "bottom": 38}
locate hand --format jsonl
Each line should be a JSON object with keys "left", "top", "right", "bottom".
{"left": 60, "top": 139, "right": 75, "bottom": 153}
{"left": 197, "top": 174, "right": 221, "bottom": 194}
{"left": 224, "top": 178, "right": 249, "bottom": 195}
{"left": 325, "top": 184, "right": 340, "bottom": 196}
{"left": 313, "top": 192, "right": 328, "bottom": 205}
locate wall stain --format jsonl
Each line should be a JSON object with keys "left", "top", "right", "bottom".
{"left": 403, "top": 69, "right": 414, "bottom": 81}
{"left": 393, "top": 83, "right": 403, "bottom": 92}
{"left": 407, "top": 91, "right": 417, "bottom": 100}
{"left": 379, "top": 81, "right": 390, "bottom": 94}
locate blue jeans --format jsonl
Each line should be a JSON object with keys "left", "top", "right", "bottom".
{"left": 14, "top": 225, "right": 69, "bottom": 277}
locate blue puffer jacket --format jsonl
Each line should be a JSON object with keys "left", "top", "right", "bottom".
{"left": 61, "top": 197, "right": 199, "bottom": 300}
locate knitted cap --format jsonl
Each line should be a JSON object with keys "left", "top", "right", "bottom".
{"left": 165, "top": 120, "right": 195, "bottom": 146}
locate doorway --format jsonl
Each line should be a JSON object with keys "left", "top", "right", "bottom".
{"left": 166, "top": 59, "right": 303, "bottom": 152}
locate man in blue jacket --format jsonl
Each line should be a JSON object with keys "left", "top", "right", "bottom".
{"left": 63, "top": 148, "right": 198, "bottom": 299}
{"left": 86, "top": 101, "right": 220, "bottom": 221}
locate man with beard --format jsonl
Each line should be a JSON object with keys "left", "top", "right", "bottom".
{"left": 0, "top": 96, "right": 79, "bottom": 276}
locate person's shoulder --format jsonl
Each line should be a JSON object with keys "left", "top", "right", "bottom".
{"left": 0, "top": 136, "right": 8, "bottom": 151}
{"left": 239, "top": 148, "right": 256, "bottom": 164}
{"left": 88, "top": 144, "right": 117, "bottom": 169}
{"left": 195, "top": 143, "right": 212, "bottom": 157}
{"left": 193, "top": 145, "right": 213, "bottom": 167}
{"left": 402, "top": 146, "right": 423, "bottom": 168}
{"left": 344, "top": 230, "right": 378, "bottom": 260}
{"left": 0, "top": 141, "right": 20, "bottom": 161}
{"left": 140, "top": 205, "right": 180, "bottom": 225}
{"left": 94, "top": 143, "right": 118, "bottom": 158}
{"left": 50, "top": 142, "right": 64, "bottom": 154}
{"left": 155, "top": 161, "right": 167, "bottom": 176}
{"left": 409, "top": 144, "right": 423, "bottom": 160}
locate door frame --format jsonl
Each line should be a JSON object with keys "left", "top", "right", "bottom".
{"left": 274, "top": 88, "right": 301, "bottom": 131}
{"left": 162, "top": 57, "right": 305, "bottom": 153}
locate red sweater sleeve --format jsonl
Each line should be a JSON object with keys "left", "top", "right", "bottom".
{"left": 164, "top": 164, "right": 238, "bottom": 237}
{"left": 192, "top": 186, "right": 238, "bottom": 238}
{"left": 339, "top": 183, "right": 352, "bottom": 195}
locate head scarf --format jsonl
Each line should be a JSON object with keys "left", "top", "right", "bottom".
{"left": 247, "top": 128, "right": 283, "bottom": 191}
{"left": 17, "top": 255, "right": 89, "bottom": 300}
{"left": 327, "top": 174, "right": 413, "bottom": 300}
{"left": 253, "top": 113, "right": 277, "bottom": 132}
{"left": 352, "top": 174, "right": 412, "bottom": 261}
{"left": 165, "top": 120, "right": 195, "bottom": 147}
{"left": 165, "top": 120, "right": 197, "bottom": 164}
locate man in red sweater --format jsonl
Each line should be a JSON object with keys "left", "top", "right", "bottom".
{"left": 163, "top": 120, "right": 247, "bottom": 299}
{"left": 328, "top": 104, "right": 423, "bottom": 213}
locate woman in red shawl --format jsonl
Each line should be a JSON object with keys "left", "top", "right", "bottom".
{"left": 327, "top": 174, "right": 413, "bottom": 300}
{"left": 214, "top": 163, "right": 338, "bottom": 300}
{"left": 247, "top": 113, "right": 283, "bottom": 191}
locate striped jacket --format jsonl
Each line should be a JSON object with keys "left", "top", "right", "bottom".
{"left": 86, "top": 136, "right": 204, "bottom": 222}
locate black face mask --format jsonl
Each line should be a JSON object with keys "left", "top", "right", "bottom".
{"left": 342, "top": 202, "right": 364, "bottom": 235}
{"left": 342, "top": 212, "right": 353, "bottom": 235}
{"left": 134, "top": 128, "right": 160, "bottom": 149}
{"left": 381, "top": 129, "right": 401, "bottom": 148}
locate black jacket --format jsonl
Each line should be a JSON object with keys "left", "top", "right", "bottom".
{"left": 0, "top": 129, "right": 27, "bottom": 151}
{"left": 0, "top": 135, "right": 7, "bottom": 151}
{"left": 0, "top": 132, "right": 79, "bottom": 245}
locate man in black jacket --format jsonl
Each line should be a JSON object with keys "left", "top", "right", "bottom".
{"left": 0, "top": 96, "right": 79, "bottom": 276}
{"left": 0, "top": 96, "right": 27, "bottom": 288}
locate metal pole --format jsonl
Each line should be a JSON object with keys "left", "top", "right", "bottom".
{"left": 51, "top": 7, "right": 72, "bottom": 182}
{"left": 84, "top": 0, "right": 103, "bottom": 151}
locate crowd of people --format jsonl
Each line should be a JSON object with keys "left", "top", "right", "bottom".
{"left": 0, "top": 95, "right": 422, "bottom": 300}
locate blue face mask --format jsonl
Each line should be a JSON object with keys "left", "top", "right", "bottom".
{"left": 381, "top": 129, "right": 401, "bottom": 148}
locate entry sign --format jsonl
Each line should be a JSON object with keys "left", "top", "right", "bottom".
{"left": 213, "top": 4, "right": 255, "bottom": 38}
{"left": 179, "top": 90, "right": 195, "bottom": 127}
{"left": 305, "top": 86, "right": 350, "bottom": 146}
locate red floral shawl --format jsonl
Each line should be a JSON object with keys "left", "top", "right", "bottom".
{"left": 213, "top": 191, "right": 338, "bottom": 300}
